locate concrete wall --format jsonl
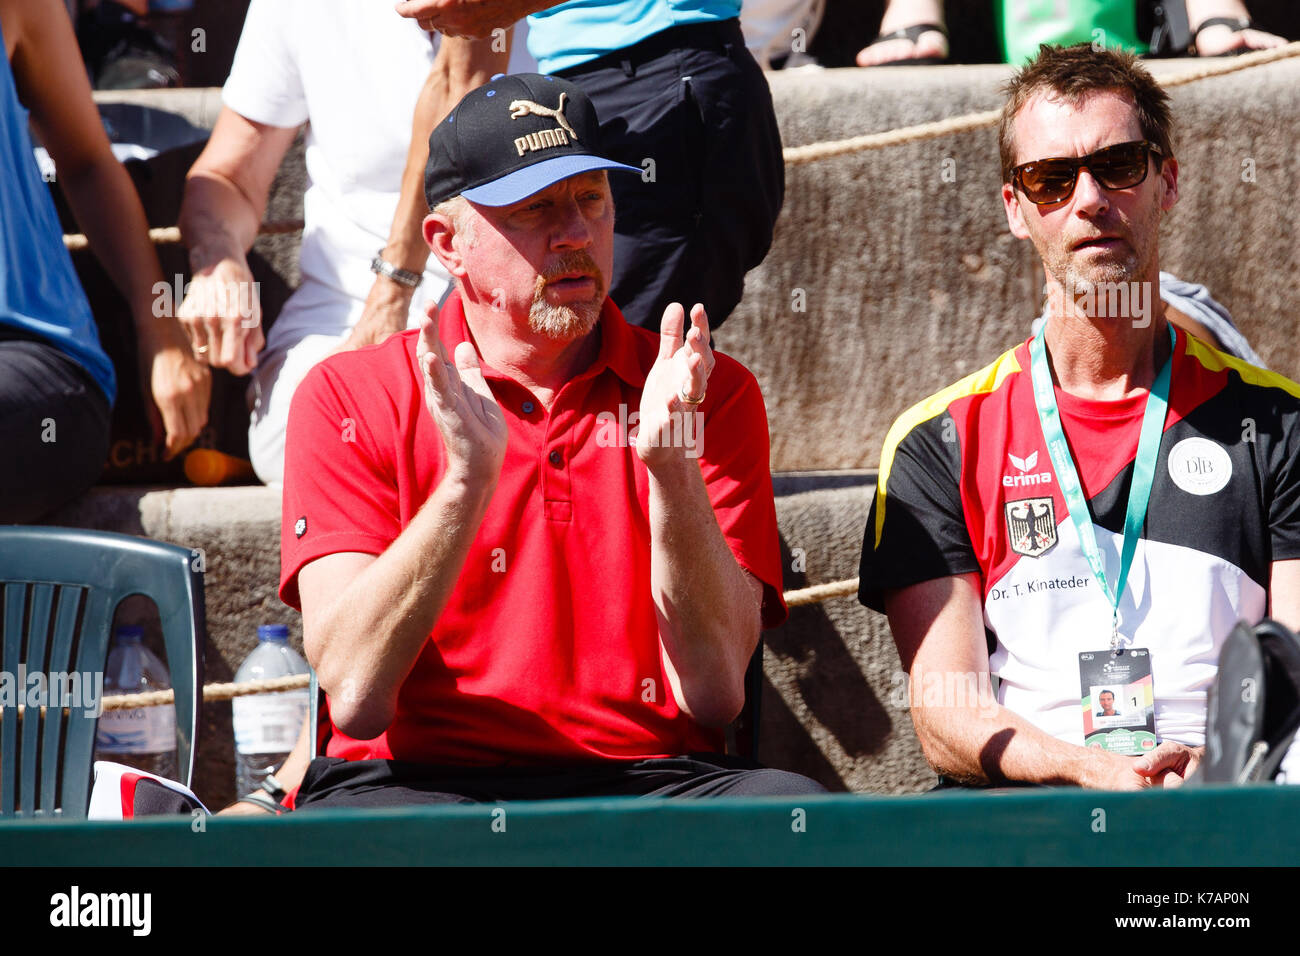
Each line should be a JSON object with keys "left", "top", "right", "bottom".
{"left": 730, "top": 57, "right": 1300, "bottom": 472}
{"left": 121, "top": 58, "right": 1300, "bottom": 475}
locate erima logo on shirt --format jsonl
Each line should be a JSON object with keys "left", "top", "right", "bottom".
{"left": 295, "top": 517, "right": 307, "bottom": 538}
{"left": 510, "top": 93, "right": 579, "bottom": 157}
{"left": 1003, "top": 451, "right": 1052, "bottom": 487}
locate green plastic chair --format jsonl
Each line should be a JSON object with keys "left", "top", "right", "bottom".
{"left": 0, "top": 527, "right": 205, "bottom": 818}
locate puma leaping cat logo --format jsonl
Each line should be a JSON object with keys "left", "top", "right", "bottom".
{"left": 508, "top": 93, "right": 579, "bottom": 142}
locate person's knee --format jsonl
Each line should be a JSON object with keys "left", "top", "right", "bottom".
{"left": 731, "top": 769, "right": 828, "bottom": 797}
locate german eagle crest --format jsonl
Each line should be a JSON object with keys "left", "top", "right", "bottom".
{"left": 1005, "top": 496, "right": 1056, "bottom": 558}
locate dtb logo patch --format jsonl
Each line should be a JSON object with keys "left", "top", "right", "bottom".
{"left": 1168, "top": 437, "right": 1232, "bottom": 496}
{"left": 1006, "top": 496, "right": 1057, "bottom": 558}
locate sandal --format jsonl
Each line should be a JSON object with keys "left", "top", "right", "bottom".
{"left": 865, "top": 22, "right": 949, "bottom": 66}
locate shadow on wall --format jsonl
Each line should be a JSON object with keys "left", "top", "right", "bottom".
{"left": 761, "top": 592, "right": 895, "bottom": 791}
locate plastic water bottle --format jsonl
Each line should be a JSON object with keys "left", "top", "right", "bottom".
{"left": 94, "top": 626, "right": 178, "bottom": 779}
{"left": 232, "top": 625, "right": 309, "bottom": 797}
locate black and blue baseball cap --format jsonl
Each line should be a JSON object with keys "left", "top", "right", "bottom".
{"left": 424, "top": 73, "right": 639, "bottom": 209}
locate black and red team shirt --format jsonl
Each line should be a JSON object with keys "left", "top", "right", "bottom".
{"left": 280, "top": 291, "right": 787, "bottom": 767}
{"left": 860, "top": 329, "right": 1300, "bottom": 746}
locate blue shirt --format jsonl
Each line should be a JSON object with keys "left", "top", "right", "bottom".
{"left": 528, "top": 0, "right": 740, "bottom": 74}
{"left": 0, "top": 20, "right": 115, "bottom": 404}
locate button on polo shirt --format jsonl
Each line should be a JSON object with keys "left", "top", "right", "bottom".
{"left": 280, "top": 290, "right": 786, "bottom": 766}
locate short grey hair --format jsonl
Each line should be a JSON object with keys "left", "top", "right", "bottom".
{"left": 432, "top": 195, "right": 474, "bottom": 245}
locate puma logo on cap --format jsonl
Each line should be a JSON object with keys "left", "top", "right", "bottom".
{"left": 510, "top": 92, "right": 579, "bottom": 156}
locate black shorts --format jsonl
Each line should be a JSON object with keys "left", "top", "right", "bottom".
{"left": 293, "top": 753, "right": 826, "bottom": 809}
{"left": 555, "top": 18, "right": 785, "bottom": 333}
{"left": 0, "top": 328, "right": 110, "bottom": 522}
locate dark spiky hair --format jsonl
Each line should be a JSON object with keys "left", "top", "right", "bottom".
{"left": 998, "top": 43, "right": 1174, "bottom": 183}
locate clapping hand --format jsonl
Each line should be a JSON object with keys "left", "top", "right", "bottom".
{"left": 415, "top": 300, "right": 508, "bottom": 482}
{"left": 636, "top": 302, "right": 712, "bottom": 467}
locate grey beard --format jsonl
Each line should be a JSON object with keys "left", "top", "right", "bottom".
{"left": 528, "top": 251, "right": 606, "bottom": 339}
{"left": 528, "top": 295, "right": 602, "bottom": 339}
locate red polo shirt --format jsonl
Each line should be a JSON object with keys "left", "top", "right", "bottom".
{"left": 279, "top": 291, "right": 787, "bottom": 766}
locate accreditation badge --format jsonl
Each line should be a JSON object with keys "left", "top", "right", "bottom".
{"left": 1078, "top": 648, "right": 1157, "bottom": 755}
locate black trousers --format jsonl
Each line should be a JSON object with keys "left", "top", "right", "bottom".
{"left": 555, "top": 19, "right": 785, "bottom": 332}
{"left": 0, "top": 330, "right": 110, "bottom": 522}
{"left": 293, "top": 753, "right": 827, "bottom": 809}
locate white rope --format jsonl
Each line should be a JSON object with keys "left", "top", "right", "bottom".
{"left": 90, "top": 576, "right": 865, "bottom": 709}
{"left": 783, "top": 41, "right": 1300, "bottom": 166}
{"left": 61, "top": 220, "right": 304, "bottom": 251}
{"left": 99, "top": 672, "right": 310, "bottom": 712}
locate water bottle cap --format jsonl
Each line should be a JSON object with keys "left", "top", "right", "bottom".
{"left": 258, "top": 624, "right": 290, "bottom": 641}
{"left": 114, "top": 625, "right": 144, "bottom": 643}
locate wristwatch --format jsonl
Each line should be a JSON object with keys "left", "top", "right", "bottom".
{"left": 370, "top": 252, "right": 423, "bottom": 289}
{"left": 235, "top": 772, "right": 289, "bottom": 814}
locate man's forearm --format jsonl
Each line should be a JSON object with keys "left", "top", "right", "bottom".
{"left": 306, "top": 473, "right": 496, "bottom": 739}
{"left": 395, "top": 0, "right": 560, "bottom": 38}
{"left": 59, "top": 156, "right": 166, "bottom": 327}
{"left": 912, "top": 686, "right": 1123, "bottom": 788}
{"left": 383, "top": 66, "right": 452, "bottom": 277}
{"left": 178, "top": 173, "right": 261, "bottom": 273}
{"left": 383, "top": 37, "right": 510, "bottom": 276}
{"left": 647, "top": 457, "right": 759, "bottom": 727}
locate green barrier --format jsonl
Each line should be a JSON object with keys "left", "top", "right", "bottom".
{"left": 2, "top": 786, "right": 1297, "bottom": 866}
{"left": 995, "top": 0, "right": 1148, "bottom": 64}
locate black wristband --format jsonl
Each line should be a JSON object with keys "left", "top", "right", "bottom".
{"left": 237, "top": 791, "right": 286, "bottom": 814}
{"left": 259, "top": 772, "right": 288, "bottom": 803}
{"left": 1192, "top": 16, "right": 1253, "bottom": 42}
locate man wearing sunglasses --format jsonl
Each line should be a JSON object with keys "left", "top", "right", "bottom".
{"left": 859, "top": 43, "right": 1300, "bottom": 790}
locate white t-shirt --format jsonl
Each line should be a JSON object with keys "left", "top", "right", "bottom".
{"left": 222, "top": 0, "right": 534, "bottom": 332}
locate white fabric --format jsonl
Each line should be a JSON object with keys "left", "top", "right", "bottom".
{"left": 222, "top": 0, "right": 535, "bottom": 482}
{"left": 987, "top": 524, "right": 1267, "bottom": 748}
{"left": 740, "top": 0, "right": 824, "bottom": 68}
{"left": 87, "top": 761, "right": 210, "bottom": 820}
{"left": 248, "top": 298, "right": 383, "bottom": 484}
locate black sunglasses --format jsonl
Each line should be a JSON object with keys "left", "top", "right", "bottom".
{"left": 1011, "top": 140, "right": 1163, "bottom": 205}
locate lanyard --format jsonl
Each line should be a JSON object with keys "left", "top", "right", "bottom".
{"left": 1028, "top": 324, "right": 1175, "bottom": 651}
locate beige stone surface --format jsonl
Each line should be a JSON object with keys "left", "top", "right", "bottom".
{"left": 727, "top": 58, "right": 1300, "bottom": 471}
{"left": 127, "top": 58, "right": 1300, "bottom": 472}
{"left": 762, "top": 481, "right": 933, "bottom": 794}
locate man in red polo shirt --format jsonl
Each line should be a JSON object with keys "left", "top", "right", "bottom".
{"left": 278, "top": 73, "right": 823, "bottom": 806}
